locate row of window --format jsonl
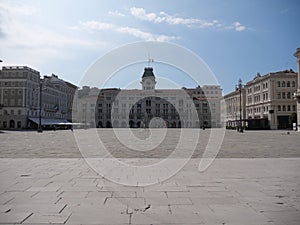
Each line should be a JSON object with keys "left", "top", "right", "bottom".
{"left": 277, "top": 81, "right": 296, "bottom": 88}
{"left": 1, "top": 99, "right": 23, "bottom": 107}
{"left": 278, "top": 105, "right": 296, "bottom": 112}
{"left": 0, "top": 81, "right": 26, "bottom": 87}
{"left": 247, "top": 91, "right": 295, "bottom": 103}
{"left": 247, "top": 80, "right": 296, "bottom": 94}
{"left": 247, "top": 104, "right": 296, "bottom": 114}
{"left": 1, "top": 109, "right": 22, "bottom": 116}
{"left": 0, "top": 121, "right": 22, "bottom": 128}
{"left": 1, "top": 71, "right": 39, "bottom": 82}
{"left": 277, "top": 92, "right": 293, "bottom": 99}
{"left": 2, "top": 89, "right": 23, "bottom": 95}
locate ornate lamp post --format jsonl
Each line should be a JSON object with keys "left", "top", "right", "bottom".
{"left": 238, "top": 79, "right": 243, "bottom": 133}
{"left": 37, "top": 82, "right": 43, "bottom": 132}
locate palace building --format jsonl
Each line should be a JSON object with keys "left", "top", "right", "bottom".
{"left": 73, "top": 67, "right": 222, "bottom": 128}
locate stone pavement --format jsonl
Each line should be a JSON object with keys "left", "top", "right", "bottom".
{"left": 0, "top": 158, "right": 300, "bottom": 224}
{"left": 0, "top": 129, "right": 300, "bottom": 158}
{"left": 0, "top": 129, "right": 300, "bottom": 224}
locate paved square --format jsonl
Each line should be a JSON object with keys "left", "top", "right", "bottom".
{"left": 0, "top": 129, "right": 299, "bottom": 224}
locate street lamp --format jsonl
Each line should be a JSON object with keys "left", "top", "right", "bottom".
{"left": 238, "top": 78, "right": 243, "bottom": 133}
{"left": 37, "top": 82, "right": 43, "bottom": 132}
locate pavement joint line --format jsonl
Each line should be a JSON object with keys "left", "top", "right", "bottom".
{"left": 58, "top": 204, "right": 67, "bottom": 214}
{"left": 21, "top": 212, "right": 33, "bottom": 224}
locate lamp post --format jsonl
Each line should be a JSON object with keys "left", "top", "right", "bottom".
{"left": 37, "top": 82, "right": 43, "bottom": 132}
{"left": 238, "top": 79, "right": 243, "bottom": 133}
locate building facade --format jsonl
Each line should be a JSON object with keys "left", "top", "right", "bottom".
{"left": 0, "top": 66, "right": 40, "bottom": 129}
{"left": 223, "top": 86, "right": 246, "bottom": 128}
{"left": 245, "top": 71, "right": 297, "bottom": 129}
{"left": 74, "top": 67, "right": 222, "bottom": 128}
{"left": 0, "top": 66, "right": 77, "bottom": 129}
{"left": 294, "top": 48, "right": 300, "bottom": 131}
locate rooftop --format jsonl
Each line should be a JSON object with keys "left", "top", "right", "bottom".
{"left": 142, "top": 67, "right": 155, "bottom": 78}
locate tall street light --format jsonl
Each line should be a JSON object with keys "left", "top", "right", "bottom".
{"left": 238, "top": 78, "right": 243, "bottom": 133}
{"left": 37, "top": 81, "right": 43, "bottom": 132}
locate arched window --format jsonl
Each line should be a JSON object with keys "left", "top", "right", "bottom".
{"left": 283, "top": 105, "right": 286, "bottom": 111}
{"left": 282, "top": 81, "right": 285, "bottom": 87}
{"left": 278, "top": 105, "right": 281, "bottom": 111}
{"left": 287, "top": 81, "right": 290, "bottom": 87}
{"left": 292, "top": 81, "right": 296, "bottom": 87}
{"left": 277, "top": 81, "right": 281, "bottom": 87}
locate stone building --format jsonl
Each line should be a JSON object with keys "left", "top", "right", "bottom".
{"left": 293, "top": 48, "right": 300, "bottom": 131}
{"left": 0, "top": 66, "right": 77, "bottom": 129}
{"left": 245, "top": 70, "right": 297, "bottom": 129}
{"left": 202, "top": 85, "right": 222, "bottom": 128}
{"left": 0, "top": 66, "right": 40, "bottom": 129}
{"left": 74, "top": 67, "right": 222, "bottom": 128}
{"left": 223, "top": 86, "right": 246, "bottom": 128}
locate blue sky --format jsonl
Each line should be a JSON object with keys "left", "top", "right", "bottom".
{"left": 0, "top": 0, "right": 299, "bottom": 94}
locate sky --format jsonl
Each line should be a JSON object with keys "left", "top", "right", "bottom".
{"left": 0, "top": 0, "right": 299, "bottom": 94}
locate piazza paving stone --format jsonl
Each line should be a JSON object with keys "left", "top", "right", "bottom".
{"left": 0, "top": 129, "right": 299, "bottom": 224}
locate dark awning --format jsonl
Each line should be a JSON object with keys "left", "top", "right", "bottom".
{"left": 28, "top": 117, "right": 72, "bottom": 125}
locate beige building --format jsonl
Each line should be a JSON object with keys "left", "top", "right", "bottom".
{"left": 74, "top": 67, "right": 222, "bottom": 128}
{"left": 0, "top": 66, "right": 40, "bottom": 129}
{"left": 223, "top": 86, "right": 246, "bottom": 128}
{"left": 245, "top": 71, "right": 297, "bottom": 129}
{"left": 0, "top": 66, "right": 77, "bottom": 129}
{"left": 293, "top": 48, "right": 300, "bottom": 130}
{"left": 202, "top": 85, "right": 222, "bottom": 128}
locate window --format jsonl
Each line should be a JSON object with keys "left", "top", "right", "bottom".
{"left": 278, "top": 105, "right": 281, "bottom": 111}
{"left": 287, "top": 81, "right": 290, "bottom": 87}
{"left": 282, "top": 105, "right": 286, "bottom": 111}
{"left": 287, "top": 105, "right": 291, "bottom": 111}
{"left": 287, "top": 92, "right": 291, "bottom": 99}
{"left": 292, "top": 105, "right": 296, "bottom": 111}
{"left": 277, "top": 81, "right": 281, "bottom": 87}
{"left": 282, "top": 81, "right": 285, "bottom": 87}
{"left": 282, "top": 92, "right": 286, "bottom": 99}
{"left": 146, "top": 100, "right": 151, "bottom": 107}
{"left": 292, "top": 81, "right": 296, "bottom": 87}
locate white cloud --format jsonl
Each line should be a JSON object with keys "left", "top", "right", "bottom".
{"left": 0, "top": 3, "right": 107, "bottom": 67}
{"left": 130, "top": 7, "right": 219, "bottom": 28}
{"left": 78, "top": 20, "right": 115, "bottom": 30}
{"left": 130, "top": 7, "right": 160, "bottom": 22}
{"left": 72, "top": 20, "right": 177, "bottom": 42}
{"left": 108, "top": 10, "right": 125, "bottom": 17}
{"left": 130, "top": 7, "right": 247, "bottom": 31}
{"left": 222, "top": 22, "right": 246, "bottom": 32}
{"left": 116, "top": 26, "right": 176, "bottom": 42}
{"left": 233, "top": 22, "right": 246, "bottom": 31}
{"left": 0, "top": 2, "right": 37, "bottom": 16}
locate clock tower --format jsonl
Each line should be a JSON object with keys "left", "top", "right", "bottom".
{"left": 141, "top": 67, "right": 156, "bottom": 91}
